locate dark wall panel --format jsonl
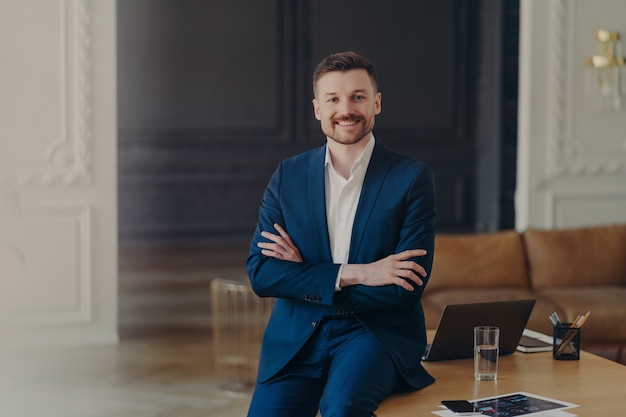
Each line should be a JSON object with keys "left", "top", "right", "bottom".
{"left": 118, "top": 0, "right": 293, "bottom": 139}
{"left": 119, "top": 178, "right": 265, "bottom": 241}
{"left": 307, "top": 0, "right": 458, "bottom": 134}
{"left": 118, "top": 0, "right": 489, "bottom": 244}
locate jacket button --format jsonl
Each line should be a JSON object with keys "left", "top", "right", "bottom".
{"left": 312, "top": 321, "right": 318, "bottom": 328}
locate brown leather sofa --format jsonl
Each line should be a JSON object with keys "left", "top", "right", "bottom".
{"left": 422, "top": 223, "right": 626, "bottom": 365}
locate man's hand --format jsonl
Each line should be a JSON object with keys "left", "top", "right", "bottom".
{"left": 340, "top": 249, "right": 427, "bottom": 291}
{"left": 258, "top": 223, "right": 303, "bottom": 262}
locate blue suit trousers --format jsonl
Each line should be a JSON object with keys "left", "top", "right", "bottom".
{"left": 246, "top": 318, "right": 400, "bottom": 417}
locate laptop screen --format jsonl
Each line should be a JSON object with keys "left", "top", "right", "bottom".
{"left": 422, "top": 299, "right": 536, "bottom": 361}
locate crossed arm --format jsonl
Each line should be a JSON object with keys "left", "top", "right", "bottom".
{"left": 258, "top": 223, "right": 427, "bottom": 292}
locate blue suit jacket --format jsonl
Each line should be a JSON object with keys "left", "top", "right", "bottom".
{"left": 246, "top": 140, "right": 436, "bottom": 390}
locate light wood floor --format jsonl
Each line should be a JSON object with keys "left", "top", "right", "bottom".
{"left": 1, "top": 244, "right": 254, "bottom": 417}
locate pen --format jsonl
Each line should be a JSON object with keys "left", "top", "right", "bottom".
{"left": 549, "top": 311, "right": 562, "bottom": 326}
{"left": 577, "top": 310, "right": 591, "bottom": 327}
{"left": 549, "top": 314, "right": 558, "bottom": 326}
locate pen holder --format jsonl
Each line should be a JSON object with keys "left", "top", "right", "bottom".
{"left": 553, "top": 324, "right": 580, "bottom": 360}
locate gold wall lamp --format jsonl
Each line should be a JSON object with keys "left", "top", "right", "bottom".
{"left": 585, "top": 30, "right": 625, "bottom": 110}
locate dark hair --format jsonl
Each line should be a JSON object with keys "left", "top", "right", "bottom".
{"left": 312, "top": 51, "right": 378, "bottom": 96}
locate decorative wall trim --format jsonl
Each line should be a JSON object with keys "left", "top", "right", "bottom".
{"left": 547, "top": 189, "right": 626, "bottom": 229}
{"left": 546, "top": 0, "right": 569, "bottom": 178}
{"left": 2, "top": 0, "right": 92, "bottom": 187}
{"left": 544, "top": 0, "right": 626, "bottom": 183}
{"left": 0, "top": 203, "right": 92, "bottom": 326}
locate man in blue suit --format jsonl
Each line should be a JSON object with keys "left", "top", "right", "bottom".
{"left": 246, "top": 51, "right": 436, "bottom": 417}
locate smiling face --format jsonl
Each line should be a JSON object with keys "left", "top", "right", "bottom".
{"left": 312, "top": 69, "right": 382, "bottom": 146}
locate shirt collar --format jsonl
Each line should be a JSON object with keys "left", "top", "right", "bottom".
{"left": 324, "top": 135, "right": 376, "bottom": 174}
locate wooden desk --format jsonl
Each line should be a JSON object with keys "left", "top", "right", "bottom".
{"left": 376, "top": 332, "right": 626, "bottom": 416}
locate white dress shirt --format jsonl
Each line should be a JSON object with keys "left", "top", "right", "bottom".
{"left": 324, "top": 136, "right": 375, "bottom": 290}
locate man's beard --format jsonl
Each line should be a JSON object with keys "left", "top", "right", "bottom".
{"left": 323, "top": 117, "right": 374, "bottom": 145}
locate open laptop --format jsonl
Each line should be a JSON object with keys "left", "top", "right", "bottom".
{"left": 422, "top": 299, "right": 536, "bottom": 361}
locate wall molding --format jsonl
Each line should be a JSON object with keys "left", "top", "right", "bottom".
{"left": 544, "top": 0, "right": 626, "bottom": 184}
{"left": 0, "top": 203, "right": 92, "bottom": 326}
{"left": 547, "top": 189, "right": 626, "bottom": 229}
{"left": 0, "top": 0, "right": 92, "bottom": 187}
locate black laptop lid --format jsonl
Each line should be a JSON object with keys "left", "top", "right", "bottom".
{"left": 423, "top": 299, "right": 536, "bottom": 361}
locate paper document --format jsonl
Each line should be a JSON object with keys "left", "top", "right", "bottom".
{"left": 433, "top": 391, "right": 579, "bottom": 417}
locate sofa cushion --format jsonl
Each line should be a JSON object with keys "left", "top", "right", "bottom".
{"left": 524, "top": 224, "right": 626, "bottom": 290}
{"left": 427, "top": 230, "right": 529, "bottom": 291}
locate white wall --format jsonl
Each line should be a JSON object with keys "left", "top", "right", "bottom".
{"left": 0, "top": 1, "right": 118, "bottom": 347}
{"left": 517, "top": 0, "right": 626, "bottom": 230}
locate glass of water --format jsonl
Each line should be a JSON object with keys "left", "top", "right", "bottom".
{"left": 474, "top": 326, "right": 499, "bottom": 381}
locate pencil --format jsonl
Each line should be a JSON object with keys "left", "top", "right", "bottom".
{"left": 556, "top": 311, "right": 591, "bottom": 356}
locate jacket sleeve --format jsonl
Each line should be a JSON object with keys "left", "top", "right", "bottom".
{"left": 246, "top": 161, "right": 340, "bottom": 306}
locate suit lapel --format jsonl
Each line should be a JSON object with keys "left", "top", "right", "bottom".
{"left": 349, "top": 143, "right": 391, "bottom": 263}
{"left": 308, "top": 145, "right": 333, "bottom": 261}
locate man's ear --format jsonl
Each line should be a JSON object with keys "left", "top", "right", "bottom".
{"left": 374, "top": 92, "right": 382, "bottom": 115}
{"left": 312, "top": 98, "right": 321, "bottom": 121}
